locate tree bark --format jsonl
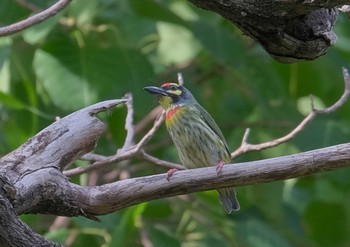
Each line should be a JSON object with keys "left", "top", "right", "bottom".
{"left": 187, "top": 0, "right": 346, "bottom": 62}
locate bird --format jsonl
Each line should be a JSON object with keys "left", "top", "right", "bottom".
{"left": 144, "top": 82, "right": 240, "bottom": 213}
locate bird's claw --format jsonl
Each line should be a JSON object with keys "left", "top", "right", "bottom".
{"left": 216, "top": 160, "right": 225, "bottom": 177}
{"left": 166, "top": 168, "right": 178, "bottom": 181}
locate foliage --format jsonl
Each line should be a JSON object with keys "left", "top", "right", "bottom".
{"left": 1, "top": 0, "right": 350, "bottom": 246}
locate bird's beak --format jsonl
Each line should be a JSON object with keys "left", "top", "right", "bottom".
{"left": 144, "top": 86, "right": 169, "bottom": 96}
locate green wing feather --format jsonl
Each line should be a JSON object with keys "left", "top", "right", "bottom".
{"left": 195, "top": 103, "right": 231, "bottom": 157}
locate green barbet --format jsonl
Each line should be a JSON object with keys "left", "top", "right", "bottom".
{"left": 144, "top": 82, "right": 240, "bottom": 213}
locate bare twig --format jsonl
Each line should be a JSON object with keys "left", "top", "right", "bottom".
{"left": 0, "top": 0, "right": 72, "bottom": 37}
{"left": 139, "top": 151, "right": 184, "bottom": 170}
{"left": 136, "top": 111, "right": 165, "bottom": 150}
{"left": 120, "top": 93, "right": 135, "bottom": 151}
{"left": 178, "top": 72, "right": 184, "bottom": 86}
{"left": 63, "top": 147, "right": 137, "bottom": 177}
{"left": 231, "top": 67, "right": 350, "bottom": 159}
{"left": 80, "top": 153, "right": 106, "bottom": 162}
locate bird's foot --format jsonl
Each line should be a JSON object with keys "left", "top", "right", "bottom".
{"left": 166, "top": 168, "right": 178, "bottom": 181}
{"left": 216, "top": 160, "right": 225, "bottom": 177}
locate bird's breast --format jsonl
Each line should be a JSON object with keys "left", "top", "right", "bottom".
{"left": 165, "top": 107, "right": 183, "bottom": 127}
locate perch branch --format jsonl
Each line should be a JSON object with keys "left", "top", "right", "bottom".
{"left": 231, "top": 67, "right": 350, "bottom": 159}
{"left": 72, "top": 142, "right": 350, "bottom": 215}
{"left": 0, "top": 0, "right": 72, "bottom": 37}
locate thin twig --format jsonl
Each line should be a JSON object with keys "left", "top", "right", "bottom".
{"left": 64, "top": 148, "right": 137, "bottom": 177}
{"left": 136, "top": 111, "right": 165, "bottom": 149}
{"left": 120, "top": 93, "right": 135, "bottom": 151}
{"left": 178, "top": 72, "right": 184, "bottom": 86}
{"left": 80, "top": 153, "right": 106, "bottom": 162}
{"left": 231, "top": 67, "right": 350, "bottom": 159}
{"left": 0, "top": 0, "right": 72, "bottom": 37}
{"left": 315, "top": 67, "right": 350, "bottom": 114}
{"left": 139, "top": 151, "right": 184, "bottom": 170}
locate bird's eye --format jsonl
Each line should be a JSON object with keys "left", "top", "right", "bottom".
{"left": 169, "top": 85, "right": 177, "bottom": 90}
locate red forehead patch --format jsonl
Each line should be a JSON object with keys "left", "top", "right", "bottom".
{"left": 161, "top": 82, "right": 173, "bottom": 88}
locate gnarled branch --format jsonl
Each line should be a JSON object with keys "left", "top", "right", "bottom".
{"left": 187, "top": 0, "right": 346, "bottom": 62}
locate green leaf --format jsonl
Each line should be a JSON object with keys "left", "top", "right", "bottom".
{"left": 157, "top": 22, "right": 201, "bottom": 65}
{"left": 129, "top": 0, "right": 188, "bottom": 27}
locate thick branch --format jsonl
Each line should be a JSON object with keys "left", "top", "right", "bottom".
{"left": 0, "top": 0, "right": 72, "bottom": 37}
{"left": 0, "top": 99, "right": 126, "bottom": 218}
{"left": 73, "top": 142, "right": 350, "bottom": 215}
{"left": 187, "top": 0, "right": 346, "bottom": 62}
{"left": 0, "top": 177, "right": 62, "bottom": 247}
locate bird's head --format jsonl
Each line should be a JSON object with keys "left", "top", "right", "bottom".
{"left": 144, "top": 82, "right": 194, "bottom": 110}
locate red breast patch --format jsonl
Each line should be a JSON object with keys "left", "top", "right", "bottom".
{"left": 166, "top": 107, "right": 179, "bottom": 120}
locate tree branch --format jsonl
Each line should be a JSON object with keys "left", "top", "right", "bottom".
{"left": 71, "top": 142, "right": 350, "bottom": 215}
{"left": 187, "top": 0, "right": 346, "bottom": 62}
{"left": 0, "top": 0, "right": 72, "bottom": 37}
{"left": 0, "top": 99, "right": 126, "bottom": 219}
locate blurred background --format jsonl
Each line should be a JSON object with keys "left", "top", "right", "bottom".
{"left": 1, "top": 0, "right": 350, "bottom": 246}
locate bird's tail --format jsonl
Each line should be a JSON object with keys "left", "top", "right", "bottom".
{"left": 217, "top": 188, "right": 240, "bottom": 214}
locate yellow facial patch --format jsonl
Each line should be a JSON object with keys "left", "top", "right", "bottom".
{"left": 166, "top": 88, "right": 181, "bottom": 96}
{"left": 159, "top": 96, "right": 172, "bottom": 109}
